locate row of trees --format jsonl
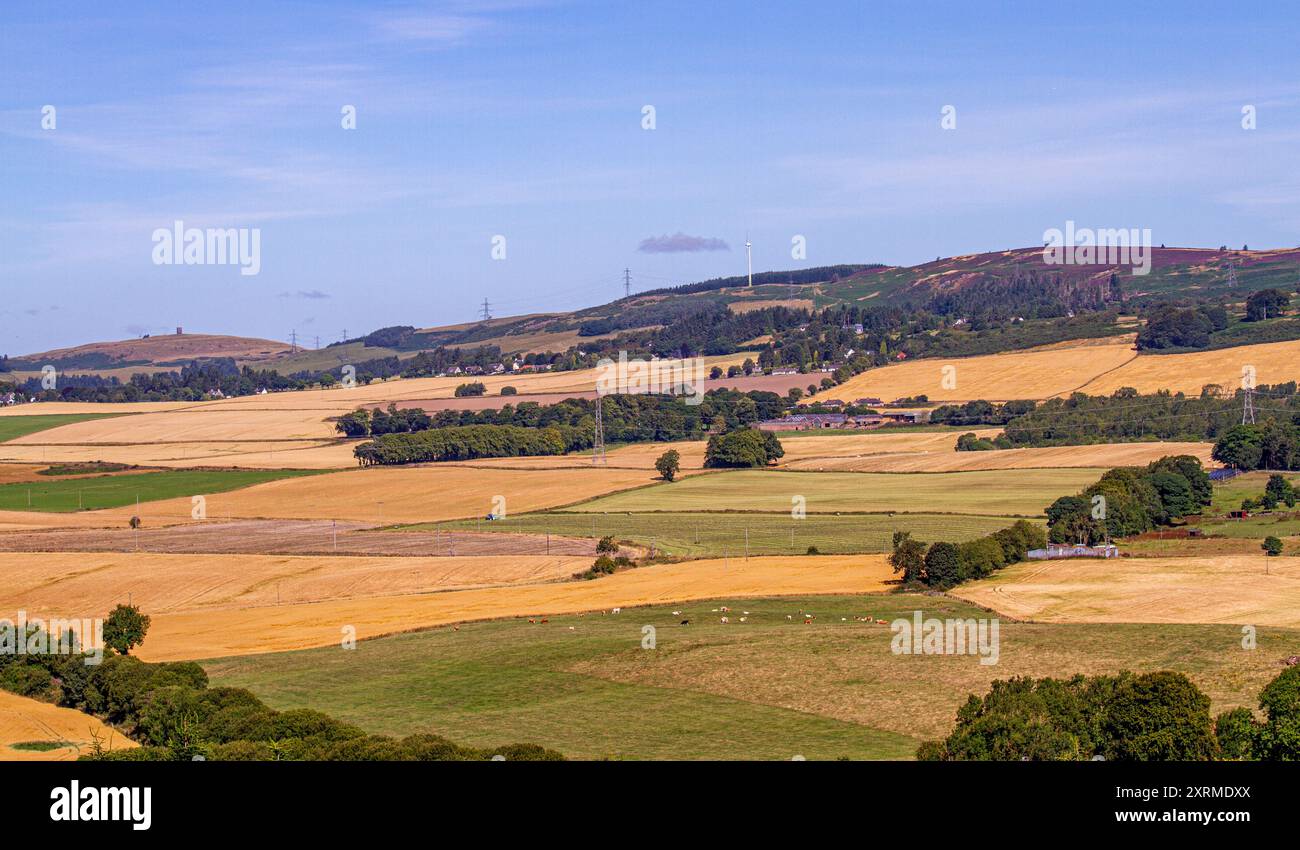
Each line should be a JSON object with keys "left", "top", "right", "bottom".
{"left": 930, "top": 398, "right": 1035, "bottom": 427}
{"left": 920, "top": 666, "right": 1300, "bottom": 761}
{"left": 997, "top": 385, "right": 1300, "bottom": 447}
{"left": 337, "top": 390, "right": 790, "bottom": 444}
{"left": 888, "top": 521, "right": 1046, "bottom": 590}
{"left": 354, "top": 425, "right": 566, "bottom": 465}
{"left": 1044, "top": 456, "right": 1212, "bottom": 544}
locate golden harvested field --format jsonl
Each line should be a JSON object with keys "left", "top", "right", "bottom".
{"left": 954, "top": 554, "right": 1300, "bottom": 628}
{"left": 133, "top": 554, "right": 893, "bottom": 660}
{"left": 0, "top": 401, "right": 186, "bottom": 415}
{"left": 0, "top": 551, "right": 598, "bottom": 618}
{"left": 458, "top": 440, "right": 709, "bottom": 472}
{"left": 1078, "top": 338, "right": 1300, "bottom": 396}
{"left": 0, "top": 690, "right": 136, "bottom": 761}
{"left": 777, "top": 429, "right": 1001, "bottom": 464}
{"left": 0, "top": 464, "right": 53, "bottom": 484}
{"left": 0, "top": 355, "right": 749, "bottom": 470}
{"left": 783, "top": 440, "right": 1216, "bottom": 473}
{"left": 830, "top": 340, "right": 1137, "bottom": 403}
{"left": 0, "top": 439, "right": 357, "bottom": 469}
{"left": 0, "top": 465, "right": 664, "bottom": 528}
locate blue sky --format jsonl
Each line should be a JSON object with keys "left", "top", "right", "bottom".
{"left": 3, "top": 0, "right": 1299, "bottom": 353}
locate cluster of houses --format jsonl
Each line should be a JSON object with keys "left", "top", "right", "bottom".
{"left": 755, "top": 409, "right": 928, "bottom": 431}
{"left": 442, "top": 361, "right": 554, "bottom": 377}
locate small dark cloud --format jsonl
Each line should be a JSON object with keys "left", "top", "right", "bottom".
{"left": 278, "top": 289, "right": 330, "bottom": 299}
{"left": 637, "top": 232, "right": 730, "bottom": 254}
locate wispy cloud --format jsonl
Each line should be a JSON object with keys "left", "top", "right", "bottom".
{"left": 638, "top": 232, "right": 730, "bottom": 253}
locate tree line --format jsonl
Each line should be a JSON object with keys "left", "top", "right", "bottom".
{"left": 339, "top": 390, "right": 791, "bottom": 443}
{"left": 920, "top": 666, "right": 1300, "bottom": 761}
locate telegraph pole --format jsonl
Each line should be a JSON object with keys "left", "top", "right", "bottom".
{"left": 592, "top": 396, "right": 606, "bottom": 465}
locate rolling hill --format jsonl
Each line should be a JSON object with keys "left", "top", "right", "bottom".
{"left": 7, "top": 245, "right": 1299, "bottom": 378}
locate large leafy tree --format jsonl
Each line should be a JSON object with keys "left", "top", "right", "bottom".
{"left": 1212, "top": 424, "right": 1264, "bottom": 470}
{"left": 103, "top": 604, "right": 151, "bottom": 656}
{"left": 888, "top": 531, "right": 927, "bottom": 584}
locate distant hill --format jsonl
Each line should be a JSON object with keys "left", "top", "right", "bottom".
{"left": 9, "top": 333, "right": 293, "bottom": 373}
{"left": 396, "top": 246, "right": 1300, "bottom": 354}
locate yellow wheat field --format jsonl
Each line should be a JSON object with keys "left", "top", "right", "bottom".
{"left": 457, "top": 440, "right": 709, "bottom": 472}
{"left": 0, "top": 401, "right": 191, "bottom": 416}
{"left": 0, "top": 551, "right": 598, "bottom": 618}
{"left": 0, "top": 465, "right": 665, "bottom": 529}
{"left": 782, "top": 440, "right": 1216, "bottom": 473}
{"left": 1078, "top": 338, "right": 1300, "bottom": 396}
{"left": 129, "top": 554, "right": 894, "bottom": 661}
{"left": 829, "top": 340, "right": 1138, "bottom": 403}
{"left": 953, "top": 554, "right": 1300, "bottom": 628}
{"left": 0, "top": 690, "right": 136, "bottom": 761}
{"left": 829, "top": 337, "right": 1300, "bottom": 404}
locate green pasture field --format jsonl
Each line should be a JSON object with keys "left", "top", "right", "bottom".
{"left": 0, "top": 468, "right": 324, "bottom": 512}
{"left": 206, "top": 593, "right": 1296, "bottom": 760}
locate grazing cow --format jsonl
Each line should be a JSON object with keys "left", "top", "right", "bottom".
{"left": 611, "top": 607, "right": 621, "bottom": 614}
{"left": 680, "top": 619, "right": 690, "bottom": 625}
{"left": 720, "top": 616, "right": 729, "bottom": 623}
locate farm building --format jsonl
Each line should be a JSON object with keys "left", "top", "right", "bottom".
{"left": 880, "top": 411, "right": 928, "bottom": 423}
{"left": 755, "top": 414, "right": 882, "bottom": 431}
{"left": 1028, "top": 543, "right": 1120, "bottom": 560}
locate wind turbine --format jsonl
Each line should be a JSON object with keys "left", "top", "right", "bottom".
{"left": 745, "top": 234, "right": 752, "bottom": 287}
